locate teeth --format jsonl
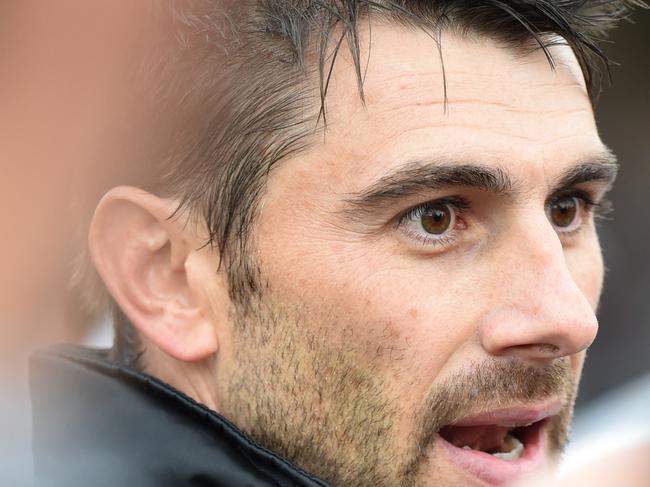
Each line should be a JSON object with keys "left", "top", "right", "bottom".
{"left": 491, "top": 436, "right": 524, "bottom": 461}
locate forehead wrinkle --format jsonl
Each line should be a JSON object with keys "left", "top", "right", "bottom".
{"left": 377, "top": 69, "right": 583, "bottom": 88}
{"left": 360, "top": 82, "right": 594, "bottom": 146}
{"left": 368, "top": 85, "right": 591, "bottom": 113}
{"left": 327, "top": 28, "right": 590, "bottom": 137}
{"left": 362, "top": 76, "right": 590, "bottom": 128}
{"left": 500, "top": 107, "right": 592, "bottom": 118}
{"left": 311, "top": 26, "right": 598, "bottom": 206}
{"left": 377, "top": 97, "right": 591, "bottom": 120}
{"left": 363, "top": 60, "right": 585, "bottom": 105}
{"left": 385, "top": 122, "right": 544, "bottom": 144}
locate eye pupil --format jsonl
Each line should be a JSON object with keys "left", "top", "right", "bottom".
{"left": 550, "top": 197, "right": 578, "bottom": 228}
{"left": 421, "top": 205, "right": 452, "bottom": 234}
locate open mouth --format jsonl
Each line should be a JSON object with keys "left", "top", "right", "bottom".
{"left": 436, "top": 401, "right": 561, "bottom": 486}
{"left": 439, "top": 420, "right": 543, "bottom": 461}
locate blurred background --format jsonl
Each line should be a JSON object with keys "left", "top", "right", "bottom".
{"left": 0, "top": 2, "right": 171, "bottom": 485}
{"left": 0, "top": 2, "right": 648, "bottom": 486}
{"left": 580, "top": 8, "right": 650, "bottom": 405}
{"left": 560, "top": 10, "right": 650, "bottom": 479}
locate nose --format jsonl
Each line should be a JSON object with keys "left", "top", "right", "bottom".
{"left": 479, "top": 221, "right": 599, "bottom": 364}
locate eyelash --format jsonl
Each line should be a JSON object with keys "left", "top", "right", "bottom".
{"left": 547, "top": 190, "right": 611, "bottom": 237}
{"left": 396, "top": 190, "right": 610, "bottom": 248}
{"left": 396, "top": 196, "right": 471, "bottom": 248}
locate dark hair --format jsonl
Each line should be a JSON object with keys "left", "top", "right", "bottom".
{"left": 111, "top": 0, "right": 645, "bottom": 367}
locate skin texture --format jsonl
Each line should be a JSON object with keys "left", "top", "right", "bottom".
{"left": 90, "top": 26, "right": 613, "bottom": 487}
{"left": 218, "top": 28, "right": 609, "bottom": 485}
{"left": 211, "top": 29, "right": 609, "bottom": 486}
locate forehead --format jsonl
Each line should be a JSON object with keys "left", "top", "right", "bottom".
{"left": 268, "top": 24, "right": 601, "bottom": 200}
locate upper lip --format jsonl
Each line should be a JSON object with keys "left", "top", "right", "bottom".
{"left": 445, "top": 399, "right": 563, "bottom": 429}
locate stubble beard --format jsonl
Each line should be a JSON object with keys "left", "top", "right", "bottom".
{"left": 218, "top": 297, "right": 578, "bottom": 487}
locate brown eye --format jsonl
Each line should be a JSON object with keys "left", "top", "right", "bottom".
{"left": 421, "top": 204, "right": 453, "bottom": 235}
{"left": 549, "top": 196, "right": 579, "bottom": 229}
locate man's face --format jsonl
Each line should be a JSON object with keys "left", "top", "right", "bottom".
{"left": 213, "top": 27, "right": 613, "bottom": 487}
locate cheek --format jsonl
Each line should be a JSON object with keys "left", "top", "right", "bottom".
{"left": 261, "top": 245, "right": 482, "bottom": 392}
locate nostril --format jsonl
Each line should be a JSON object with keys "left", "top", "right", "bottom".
{"left": 479, "top": 306, "right": 598, "bottom": 361}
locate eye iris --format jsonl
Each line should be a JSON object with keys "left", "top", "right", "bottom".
{"left": 550, "top": 197, "right": 578, "bottom": 228}
{"left": 421, "top": 205, "right": 452, "bottom": 234}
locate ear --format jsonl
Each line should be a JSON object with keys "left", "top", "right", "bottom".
{"left": 88, "top": 186, "right": 220, "bottom": 362}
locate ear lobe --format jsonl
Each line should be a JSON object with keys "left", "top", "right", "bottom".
{"left": 88, "top": 186, "right": 219, "bottom": 362}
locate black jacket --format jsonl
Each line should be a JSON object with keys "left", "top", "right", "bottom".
{"left": 30, "top": 345, "right": 330, "bottom": 487}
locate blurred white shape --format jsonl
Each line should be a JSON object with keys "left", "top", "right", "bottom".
{"left": 560, "top": 371, "right": 650, "bottom": 475}
{"left": 82, "top": 313, "right": 114, "bottom": 349}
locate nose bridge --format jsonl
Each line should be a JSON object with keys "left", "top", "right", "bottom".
{"left": 512, "top": 219, "right": 576, "bottom": 309}
{"left": 480, "top": 215, "right": 598, "bottom": 362}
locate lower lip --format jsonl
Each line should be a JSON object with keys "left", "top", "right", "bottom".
{"left": 437, "top": 419, "right": 548, "bottom": 486}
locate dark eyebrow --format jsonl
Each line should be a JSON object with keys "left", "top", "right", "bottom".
{"left": 550, "top": 150, "right": 619, "bottom": 195}
{"left": 342, "top": 160, "right": 516, "bottom": 216}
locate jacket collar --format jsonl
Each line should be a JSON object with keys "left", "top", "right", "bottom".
{"left": 30, "top": 345, "right": 329, "bottom": 487}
